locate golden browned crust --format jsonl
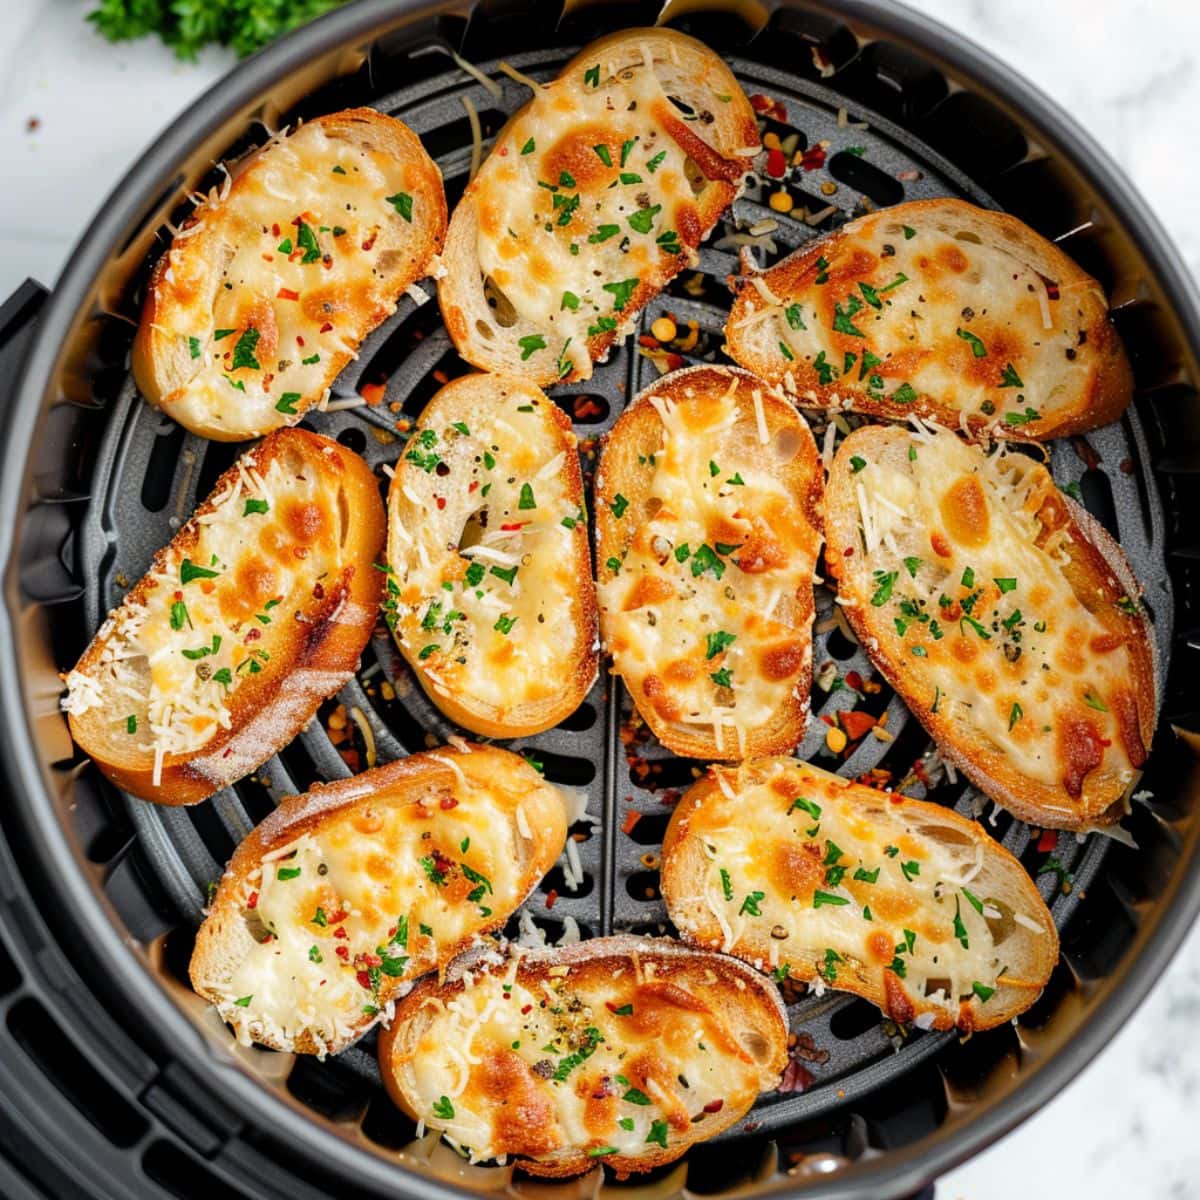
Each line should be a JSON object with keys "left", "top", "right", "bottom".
{"left": 594, "top": 364, "right": 823, "bottom": 760}
{"left": 189, "top": 745, "right": 568, "bottom": 1055}
{"left": 660, "top": 759, "right": 1059, "bottom": 1032}
{"left": 725, "top": 198, "right": 1133, "bottom": 441}
{"left": 67, "top": 429, "right": 385, "bottom": 806}
{"left": 378, "top": 935, "right": 788, "bottom": 1178}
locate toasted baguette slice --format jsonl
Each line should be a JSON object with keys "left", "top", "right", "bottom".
{"left": 725, "top": 198, "right": 1132, "bottom": 440}
{"left": 824, "top": 424, "right": 1157, "bottom": 829}
{"left": 385, "top": 374, "right": 597, "bottom": 737}
{"left": 189, "top": 745, "right": 568, "bottom": 1056}
{"left": 377, "top": 934, "right": 786, "bottom": 1177}
{"left": 438, "top": 30, "right": 759, "bottom": 385}
{"left": 133, "top": 108, "right": 446, "bottom": 441}
{"left": 595, "top": 365, "right": 823, "bottom": 760}
{"left": 661, "top": 758, "right": 1058, "bottom": 1033}
{"left": 63, "top": 429, "right": 384, "bottom": 806}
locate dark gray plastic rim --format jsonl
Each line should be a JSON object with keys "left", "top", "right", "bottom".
{"left": 2, "top": 1, "right": 1198, "bottom": 1198}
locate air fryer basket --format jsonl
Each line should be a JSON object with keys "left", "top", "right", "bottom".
{"left": 1, "top": 2, "right": 1199, "bottom": 1198}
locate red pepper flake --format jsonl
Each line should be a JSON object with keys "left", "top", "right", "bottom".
{"left": 439, "top": 796, "right": 458, "bottom": 810}
{"left": 839, "top": 710, "right": 877, "bottom": 742}
{"left": 638, "top": 334, "right": 660, "bottom": 349}
{"left": 749, "top": 93, "right": 787, "bottom": 121}
{"left": 247, "top": 891, "right": 258, "bottom": 909}
{"left": 333, "top": 926, "right": 348, "bottom": 940}
{"left": 702, "top": 1099, "right": 724, "bottom": 1114}
{"left": 520, "top": 1003, "right": 532, "bottom": 1014}
{"left": 319, "top": 321, "right": 333, "bottom": 333}
{"left": 468, "top": 480, "right": 480, "bottom": 492}
{"left": 335, "top": 945, "right": 349, "bottom": 960}
{"left": 276, "top": 287, "right": 300, "bottom": 301}
{"left": 819, "top": 713, "right": 836, "bottom": 728}
{"left": 271, "top": 223, "right": 280, "bottom": 237}
{"left": 765, "top": 148, "right": 787, "bottom": 178}
{"left": 359, "top": 381, "right": 386, "bottom": 406}
{"left": 362, "top": 953, "right": 382, "bottom": 968}
{"left": 573, "top": 396, "right": 604, "bottom": 420}
{"left": 1037, "top": 830, "right": 1058, "bottom": 853}
{"left": 436, "top": 497, "right": 446, "bottom": 510}
{"left": 845, "top": 670, "right": 864, "bottom": 693}
{"left": 296, "top": 335, "right": 305, "bottom": 346}
{"left": 545, "top": 889, "right": 559, "bottom": 910}
{"left": 499, "top": 522, "right": 526, "bottom": 531}
{"left": 621, "top": 810, "right": 641, "bottom": 835}
{"left": 356, "top": 970, "right": 372, "bottom": 989}
{"left": 800, "top": 144, "right": 827, "bottom": 171}
{"left": 664, "top": 352, "right": 685, "bottom": 372}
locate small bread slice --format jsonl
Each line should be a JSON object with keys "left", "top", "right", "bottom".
{"left": 189, "top": 744, "right": 568, "bottom": 1056}
{"left": 133, "top": 108, "right": 446, "bottom": 441}
{"left": 595, "top": 365, "right": 823, "bottom": 760}
{"left": 62, "top": 429, "right": 384, "bottom": 806}
{"left": 385, "top": 374, "right": 597, "bottom": 737}
{"left": 660, "top": 758, "right": 1058, "bottom": 1033}
{"left": 725, "top": 198, "right": 1132, "bottom": 440}
{"left": 438, "top": 29, "right": 759, "bottom": 385}
{"left": 377, "top": 934, "right": 787, "bottom": 1177}
{"left": 823, "top": 423, "right": 1157, "bottom": 829}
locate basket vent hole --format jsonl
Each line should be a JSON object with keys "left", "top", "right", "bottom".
{"left": 556, "top": 702, "right": 598, "bottom": 732}
{"left": 540, "top": 865, "right": 595, "bottom": 899}
{"left": 8, "top": 997, "right": 148, "bottom": 1148}
{"left": 824, "top": 626, "right": 858, "bottom": 661}
{"left": 827, "top": 996, "right": 883, "bottom": 1041}
{"left": 337, "top": 427, "right": 367, "bottom": 454}
{"left": 526, "top": 750, "right": 596, "bottom": 786}
{"left": 143, "top": 1140, "right": 253, "bottom": 1200}
{"left": 140, "top": 423, "right": 188, "bottom": 513}
{"left": 626, "top": 869, "right": 661, "bottom": 903}
{"left": 624, "top": 810, "right": 671, "bottom": 846}
{"left": 827, "top": 152, "right": 904, "bottom": 208}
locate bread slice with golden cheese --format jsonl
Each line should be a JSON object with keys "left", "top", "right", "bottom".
{"left": 438, "top": 30, "right": 759, "bottom": 385}
{"left": 823, "top": 423, "right": 1157, "bottom": 829}
{"left": 62, "top": 429, "right": 384, "bottom": 806}
{"left": 661, "top": 758, "right": 1058, "bottom": 1033}
{"left": 724, "top": 198, "right": 1132, "bottom": 440}
{"left": 133, "top": 108, "right": 446, "bottom": 441}
{"left": 385, "top": 374, "right": 598, "bottom": 737}
{"left": 189, "top": 745, "right": 568, "bottom": 1057}
{"left": 595, "top": 365, "right": 823, "bottom": 760}
{"left": 377, "top": 934, "right": 787, "bottom": 1177}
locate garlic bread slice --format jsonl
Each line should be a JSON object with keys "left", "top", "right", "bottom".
{"left": 190, "top": 745, "right": 568, "bottom": 1056}
{"left": 134, "top": 108, "right": 446, "bottom": 440}
{"left": 439, "top": 29, "right": 759, "bottom": 385}
{"left": 385, "top": 374, "right": 597, "bottom": 737}
{"left": 824, "top": 423, "right": 1156, "bottom": 829}
{"left": 661, "top": 758, "right": 1058, "bottom": 1032}
{"left": 377, "top": 935, "right": 787, "bottom": 1177}
{"left": 725, "top": 198, "right": 1132, "bottom": 440}
{"left": 595, "top": 365, "right": 823, "bottom": 759}
{"left": 63, "top": 429, "right": 384, "bottom": 806}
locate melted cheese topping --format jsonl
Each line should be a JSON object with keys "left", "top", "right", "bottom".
{"left": 844, "top": 428, "right": 1148, "bottom": 815}
{"left": 598, "top": 379, "right": 819, "bottom": 751}
{"left": 149, "top": 118, "right": 436, "bottom": 436}
{"left": 400, "top": 952, "right": 769, "bottom": 1163}
{"left": 676, "top": 760, "right": 1053, "bottom": 1022}
{"left": 387, "top": 392, "right": 587, "bottom": 711}
{"left": 199, "top": 753, "right": 560, "bottom": 1055}
{"left": 64, "top": 446, "right": 339, "bottom": 780}
{"left": 473, "top": 48, "right": 738, "bottom": 378}
{"left": 732, "top": 207, "right": 1111, "bottom": 433}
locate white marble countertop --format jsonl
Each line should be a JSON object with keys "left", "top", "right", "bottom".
{"left": 1, "top": 2, "right": 1198, "bottom": 1197}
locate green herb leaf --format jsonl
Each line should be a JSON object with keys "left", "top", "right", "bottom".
{"left": 518, "top": 334, "right": 546, "bottom": 360}
{"left": 1000, "top": 362, "right": 1024, "bottom": 388}
{"left": 705, "top": 630, "right": 736, "bottom": 660}
{"left": 231, "top": 326, "right": 260, "bottom": 371}
{"left": 387, "top": 192, "right": 413, "bottom": 222}
{"left": 956, "top": 327, "right": 988, "bottom": 357}
{"left": 432, "top": 1096, "right": 455, "bottom": 1120}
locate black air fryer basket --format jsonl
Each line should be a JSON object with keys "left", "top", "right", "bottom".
{"left": 1, "top": 2, "right": 1199, "bottom": 1197}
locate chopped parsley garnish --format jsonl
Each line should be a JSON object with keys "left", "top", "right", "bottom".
{"left": 386, "top": 192, "right": 413, "bottom": 222}
{"left": 1000, "top": 362, "right": 1024, "bottom": 388}
{"left": 234, "top": 995, "right": 253, "bottom": 1007}
{"left": 853, "top": 866, "right": 879, "bottom": 884}
{"left": 903, "top": 555, "right": 922, "bottom": 578}
{"left": 180, "top": 558, "right": 219, "bottom": 584}
{"left": 296, "top": 220, "right": 322, "bottom": 263}
{"left": 518, "top": 482, "right": 537, "bottom": 510}
{"left": 1009, "top": 702, "right": 1023, "bottom": 730}
{"left": 606, "top": 556, "right": 622, "bottom": 574}
{"left": 813, "top": 890, "right": 849, "bottom": 908}
{"left": 719, "top": 867, "right": 733, "bottom": 902}
{"left": 432, "top": 1096, "right": 455, "bottom": 1120}
{"left": 584, "top": 64, "right": 600, "bottom": 87}
{"left": 610, "top": 493, "right": 629, "bottom": 518}
{"left": 628, "top": 204, "right": 661, "bottom": 235}
{"left": 785, "top": 304, "right": 806, "bottom": 330}
{"left": 995, "top": 577, "right": 1017, "bottom": 593}
{"left": 126, "top": 714, "right": 137, "bottom": 734}
{"left": 850, "top": 455, "right": 867, "bottom": 473}
{"left": 710, "top": 667, "right": 733, "bottom": 688}
{"left": 243, "top": 498, "right": 268, "bottom": 517}
{"left": 214, "top": 328, "right": 235, "bottom": 340}
{"left": 739, "top": 891, "right": 765, "bottom": 916}
{"left": 892, "top": 382, "right": 918, "bottom": 405}
{"left": 954, "top": 897, "right": 969, "bottom": 949}
{"left": 1005, "top": 407, "right": 1041, "bottom": 426}
{"left": 188, "top": 336, "right": 201, "bottom": 359}
{"left": 518, "top": 334, "right": 546, "bottom": 360}
{"left": 275, "top": 392, "right": 301, "bottom": 415}
{"left": 603, "top": 278, "right": 638, "bottom": 310}
{"left": 690, "top": 543, "right": 725, "bottom": 580}
{"left": 169, "top": 600, "right": 189, "bottom": 631}
{"left": 1083, "top": 691, "right": 1109, "bottom": 713}
{"left": 779, "top": 341, "right": 795, "bottom": 361}
{"left": 814, "top": 255, "right": 830, "bottom": 285}
{"left": 554, "top": 1026, "right": 603, "bottom": 1081}
{"left": 589, "top": 224, "right": 620, "bottom": 243}
{"left": 870, "top": 569, "right": 898, "bottom": 607}
{"left": 832, "top": 296, "right": 866, "bottom": 338}
{"left": 646, "top": 150, "right": 666, "bottom": 172}
{"left": 308, "top": 945, "right": 323, "bottom": 962}
{"left": 957, "top": 327, "right": 988, "bottom": 357}
{"left": 276, "top": 866, "right": 301, "bottom": 881}
{"left": 858, "top": 282, "right": 882, "bottom": 309}
{"left": 231, "top": 327, "right": 260, "bottom": 371}
{"left": 646, "top": 1120, "right": 669, "bottom": 1149}
{"left": 705, "top": 630, "right": 736, "bottom": 659}
{"left": 789, "top": 796, "right": 821, "bottom": 820}
{"left": 588, "top": 316, "right": 618, "bottom": 336}
{"left": 418, "top": 644, "right": 439, "bottom": 660}
{"left": 561, "top": 290, "right": 580, "bottom": 311}
{"left": 521, "top": 137, "right": 536, "bottom": 155}
{"left": 494, "top": 614, "right": 517, "bottom": 635}
{"left": 622, "top": 1086, "right": 651, "bottom": 1105}
{"left": 813, "top": 351, "right": 835, "bottom": 385}
{"left": 962, "top": 888, "right": 984, "bottom": 914}
{"left": 902, "top": 225, "right": 916, "bottom": 239}
{"left": 972, "top": 981, "right": 995, "bottom": 1002}
{"left": 592, "top": 143, "right": 612, "bottom": 166}
{"left": 900, "top": 860, "right": 920, "bottom": 882}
